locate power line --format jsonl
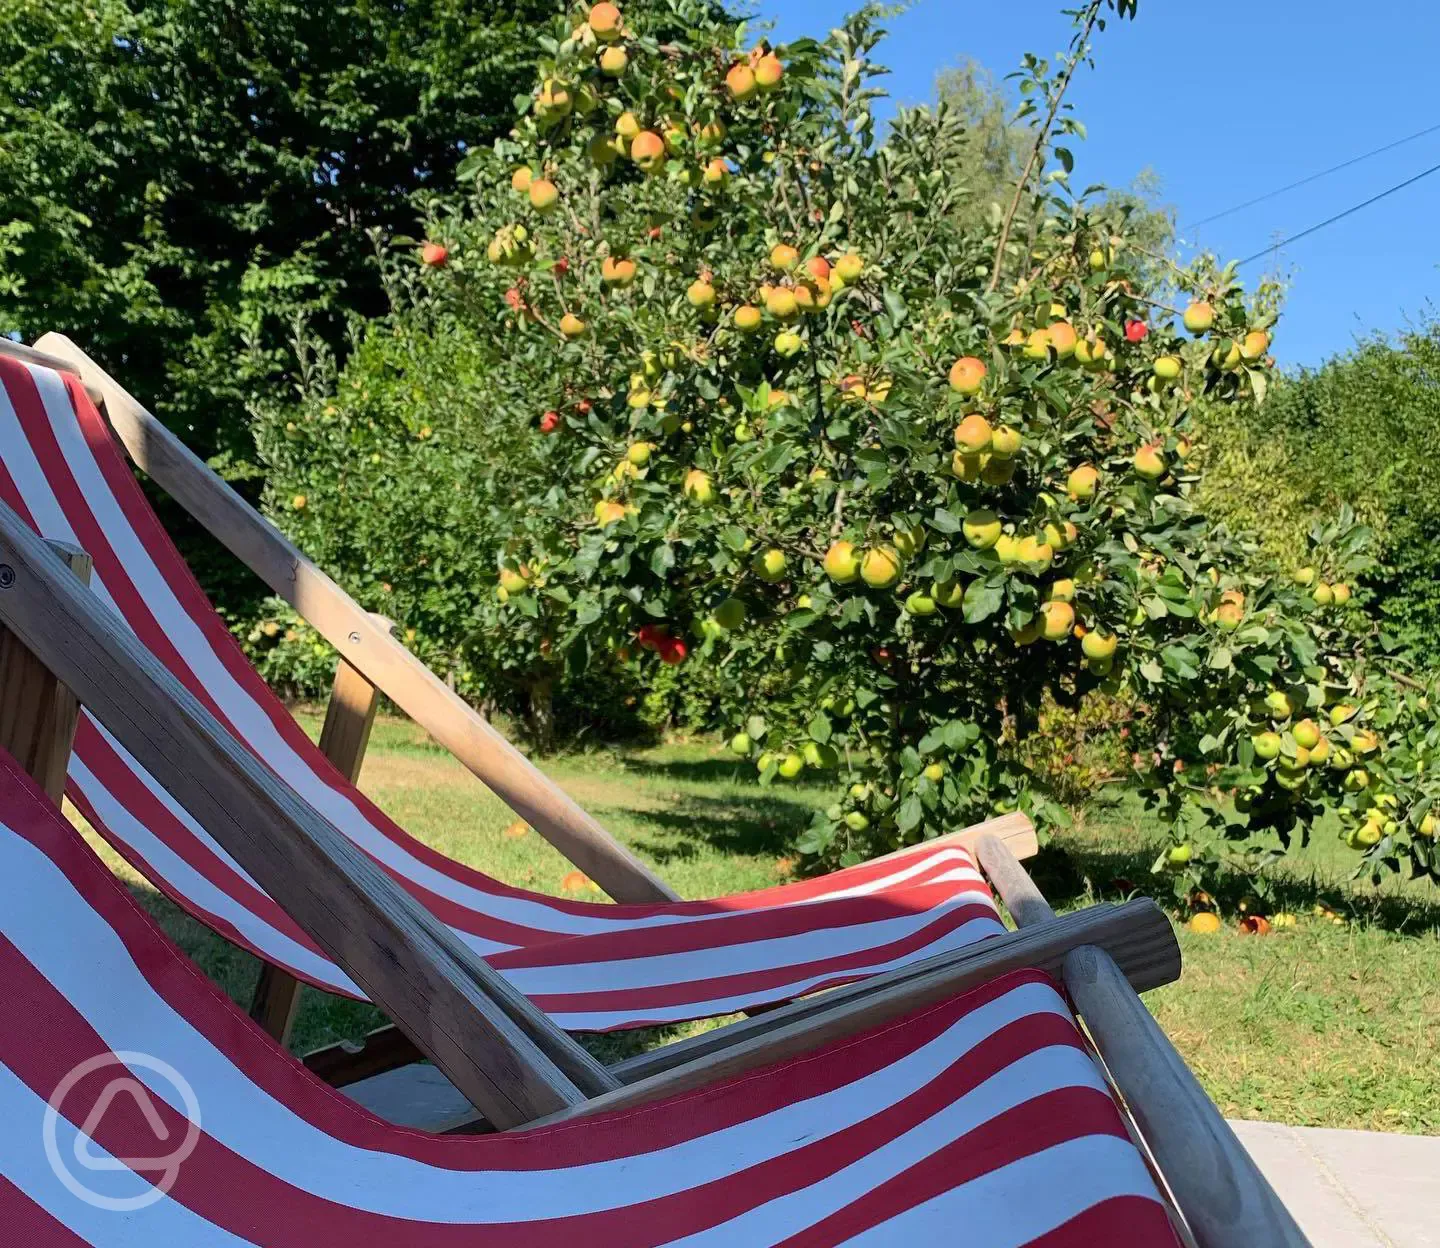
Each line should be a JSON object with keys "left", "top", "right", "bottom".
{"left": 1236, "top": 160, "right": 1440, "bottom": 268}
{"left": 1185, "top": 121, "right": 1440, "bottom": 231}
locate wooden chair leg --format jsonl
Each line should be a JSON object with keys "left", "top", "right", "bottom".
{"left": 248, "top": 616, "right": 393, "bottom": 1047}
{"left": 0, "top": 541, "right": 92, "bottom": 801}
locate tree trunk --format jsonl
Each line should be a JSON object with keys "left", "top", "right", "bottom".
{"left": 527, "top": 677, "right": 555, "bottom": 755}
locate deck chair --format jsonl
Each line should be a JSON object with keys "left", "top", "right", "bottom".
{"left": 0, "top": 510, "right": 1304, "bottom": 1243}
{"left": 0, "top": 341, "right": 1036, "bottom": 1057}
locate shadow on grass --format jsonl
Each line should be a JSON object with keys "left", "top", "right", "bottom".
{"left": 619, "top": 792, "right": 817, "bottom": 862}
{"left": 617, "top": 754, "right": 761, "bottom": 786}
{"left": 1033, "top": 837, "right": 1440, "bottom": 936}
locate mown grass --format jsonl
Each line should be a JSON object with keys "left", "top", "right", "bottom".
{"left": 76, "top": 711, "right": 1440, "bottom": 1133}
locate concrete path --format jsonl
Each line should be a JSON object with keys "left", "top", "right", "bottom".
{"left": 1230, "top": 1120, "right": 1440, "bottom": 1247}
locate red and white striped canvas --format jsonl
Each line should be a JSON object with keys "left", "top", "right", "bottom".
{"left": 0, "top": 753, "right": 1180, "bottom": 1245}
{"left": 0, "top": 355, "right": 1008, "bottom": 1031}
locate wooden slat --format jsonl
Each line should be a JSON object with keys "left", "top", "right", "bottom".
{"left": 526, "top": 897, "right": 1180, "bottom": 1127}
{"left": 0, "top": 338, "right": 104, "bottom": 407}
{"left": 0, "top": 500, "right": 620, "bottom": 1128}
{"left": 250, "top": 615, "right": 397, "bottom": 1047}
{"left": 868, "top": 810, "right": 1038, "bottom": 868}
{"left": 304, "top": 1024, "right": 426, "bottom": 1088}
{"left": 975, "top": 832, "right": 1056, "bottom": 925}
{"left": 1065, "top": 947, "right": 1307, "bottom": 1246}
{"left": 0, "top": 541, "right": 93, "bottom": 801}
{"left": 33, "top": 333, "right": 678, "bottom": 907}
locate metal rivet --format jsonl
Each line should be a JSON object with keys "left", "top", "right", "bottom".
{"left": 348, "top": 631, "right": 362, "bottom": 645}
{"left": 0, "top": 565, "right": 14, "bottom": 589}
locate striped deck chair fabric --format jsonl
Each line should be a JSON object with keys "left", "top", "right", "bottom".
{"left": 0, "top": 754, "right": 1181, "bottom": 1246}
{"left": 0, "top": 354, "right": 1011, "bottom": 1032}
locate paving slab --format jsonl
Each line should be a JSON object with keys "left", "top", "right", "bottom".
{"left": 1229, "top": 1119, "right": 1440, "bottom": 1247}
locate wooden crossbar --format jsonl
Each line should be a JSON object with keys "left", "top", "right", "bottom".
{"left": 0, "top": 501, "right": 620, "bottom": 1128}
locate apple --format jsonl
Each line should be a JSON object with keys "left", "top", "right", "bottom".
{"left": 686, "top": 279, "right": 716, "bottom": 309}
{"left": 962, "top": 508, "right": 1002, "bottom": 550}
{"left": 1329, "top": 703, "right": 1356, "bottom": 727}
{"left": 1183, "top": 301, "right": 1215, "bottom": 334}
{"left": 1328, "top": 746, "right": 1354, "bottom": 772}
{"left": 1420, "top": 814, "right": 1437, "bottom": 838}
{"left": 823, "top": 540, "right": 861, "bottom": 583}
{"left": 905, "top": 591, "right": 937, "bottom": 616}
{"left": 588, "top": 1, "right": 622, "bottom": 39}
{"left": 1252, "top": 731, "right": 1281, "bottom": 760}
{"left": 1023, "top": 328, "right": 1052, "bottom": 360}
{"left": 539, "top": 410, "right": 561, "bottom": 434}
{"left": 951, "top": 451, "right": 981, "bottom": 482}
{"left": 835, "top": 253, "right": 864, "bottom": 282}
{"left": 1331, "top": 582, "right": 1351, "bottom": 605}
{"left": 1309, "top": 736, "right": 1331, "bottom": 764}
{"left": 995, "top": 534, "right": 1021, "bottom": 565}
{"left": 535, "top": 80, "right": 572, "bottom": 121}
{"left": 932, "top": 580, "right": 966, "bottom": 609}
{"left": 601, "top": 256, "right": 636, "bottom": 286}
{"left": 1344, "top": 768, "right": 1370, "bottom": 792}
{"left": 1047, "top": 320, "right": 1078, "bottom": 358}
{"left": 953, "top": 413, "right": 993, "bottom": 453}
{"left": 860, "top": 545, "right": 903, "bottom": 588}
{"left": 629, "top": 131, "right": 666, "bottom": 172}
{"left": 754, "top": 548, "right": 788, "bottom": 582}
{"left": 1166, "top": 843, "right": 1192, "bottom": 866}
{"left": 1124, "top": 319, "right": 1148, "bottom": 343}
{"left": 658, "top": 637, "right": 687, "bottom": 665}
{"left": 726, "top": 63, "right": 757, "bottom": 100}
{"left": 990, "top": 425, "right": 1022, "bottom": 457}
{"left": 615, "top": 111, "right": 641, "bottom": 141}
{"left": 510, "top": 167, "right": 533, "bottom": 194}
{"left": 1040, "top": 600, "right": 1075, "bottom": 640}
{"left": 292, "top": 493, "right": 308, "bottom": 511}
{"left": 1188, "top": 912, "right": 1221, "bottom": 933}
{"left": 769, "top": 243, "right": 799, "bottom": 271}
{"left": 777, "top": 752, "right": 805, "bottom": 779}
{"left": 845, "top": 811, "right": 870, "bottom": 832}
{"left": 702, "top": 158, "right": 728, "bottom": 186}
{"left": 806, "top": 256, "right": 831, "bottom": 283}
{"left": 1311, "top": 583, "right": 1334, "bottom": 606}
{"left": 1067, "top": 463, "right": 1099, "bottom": 500}
{"left": 599, "top": 45, "right": 628, "bottom": 76}
{"left": 588, "top": 134, "right": 622, "bottom": 167}
{"left": 766, "top": 287, "right": 799, "bottom": 320}
{"left": 626, "top": 441, "right": 653, "bottom": 467}
{"left": 1016, "top": 535, "right": 1054, "bottom": 569}
{"left": 594, "top": 500, "right": 626, "bottom": 527}
{"left": 1352, "top": 728, "right": 1380, "bottom": 755}
{"left": 498, "top": 565, "right": 531, "bottom": 595}
{"left": 712, "top": 598, "right": 747, "bottom": 630}
{"left": 755, "top": 52, "right": 783, "bottom": 89}
{"left": 803, "top": 741, "right": 839, "bottom": 769}
{"left": 1048, "top": 578, "right": 1076, "bottom": 603}
{"left": 559, "top": 313, "right": 587, "bottom": 339}
{"left": 420, "top": 242, "right": 448, "bottom": 267}
{"left": 1292, "top": 566, "right": 1317, "bottom": 586}
{"left": 1009, "top": 617, "right": 1042, "bottom": 645}
{"left": 1264, "top": 689, "right": 1293, "bottom": 720}
{"left": 1081, "top": 630, "right": 1117, "bottom": 660}
{"left": 730, "top": 731, "right": 752, "bottom": 756}
{"left": 1088, "top": 248, "right": 1109, "bottom": 270}
{"left": 733, "top": 304, "right": 762, "bottom": 332}
{"left": 1152, "top": 355, "right": 1182, "bottom": 381}
{"left": 1216, "top": 601, "right": 1244, "bottom": 631}
{"left": 1133, "top": 445, "right": 1166, "bottom": 479}
{"left": 948, "top": 355, "right": 987, "bottom": 395}
{"left": 1293, "top": 719, "right": 1321, "bottom": 749}
{"left": 683, "top": 469, "right": 714, "bottom": 504}
{"left": 1240, "top": 328, "right": 1270, "bottom": 361}
{"left": 774, "top": 330, "right": 804, "bottom": 357}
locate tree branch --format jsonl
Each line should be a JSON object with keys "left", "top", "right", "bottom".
{"left": 985, "top": 0, "right": 1103, "bottom": 296}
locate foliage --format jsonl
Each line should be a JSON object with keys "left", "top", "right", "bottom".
{"left": 0, "top": 0, "right": 572, "bottom": 613}
{"left": 263, "top": 0, "right": 1440, "bottom": 892}
{"left": 1220, "top": 319, "right": 1440, "bottom": 670}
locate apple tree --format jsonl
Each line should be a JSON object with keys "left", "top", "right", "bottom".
{"left": 402, "top": 0, "right": 1438, "bottom": 888}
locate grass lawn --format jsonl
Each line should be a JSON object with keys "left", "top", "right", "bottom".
{"left": 76, "top": 710, "right": 1440, "bottom": 1134}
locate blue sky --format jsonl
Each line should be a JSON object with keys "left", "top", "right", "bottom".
{"left": 758, "top": 1, "right": 1440, "bottom": 370}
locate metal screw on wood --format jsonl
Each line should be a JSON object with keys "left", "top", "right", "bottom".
{"left": 348, "top": 630, "right": 362, "bottom": 645}
{"left": 0, "top": 565, "right": 14, "bottom": 589}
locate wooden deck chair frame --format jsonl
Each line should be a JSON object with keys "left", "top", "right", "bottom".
{"left": 0, "top": 500, "right": 1305, "bottom": 1245}
{"left": 1, "top": 333, "right": 1039, "bottom": 1075}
